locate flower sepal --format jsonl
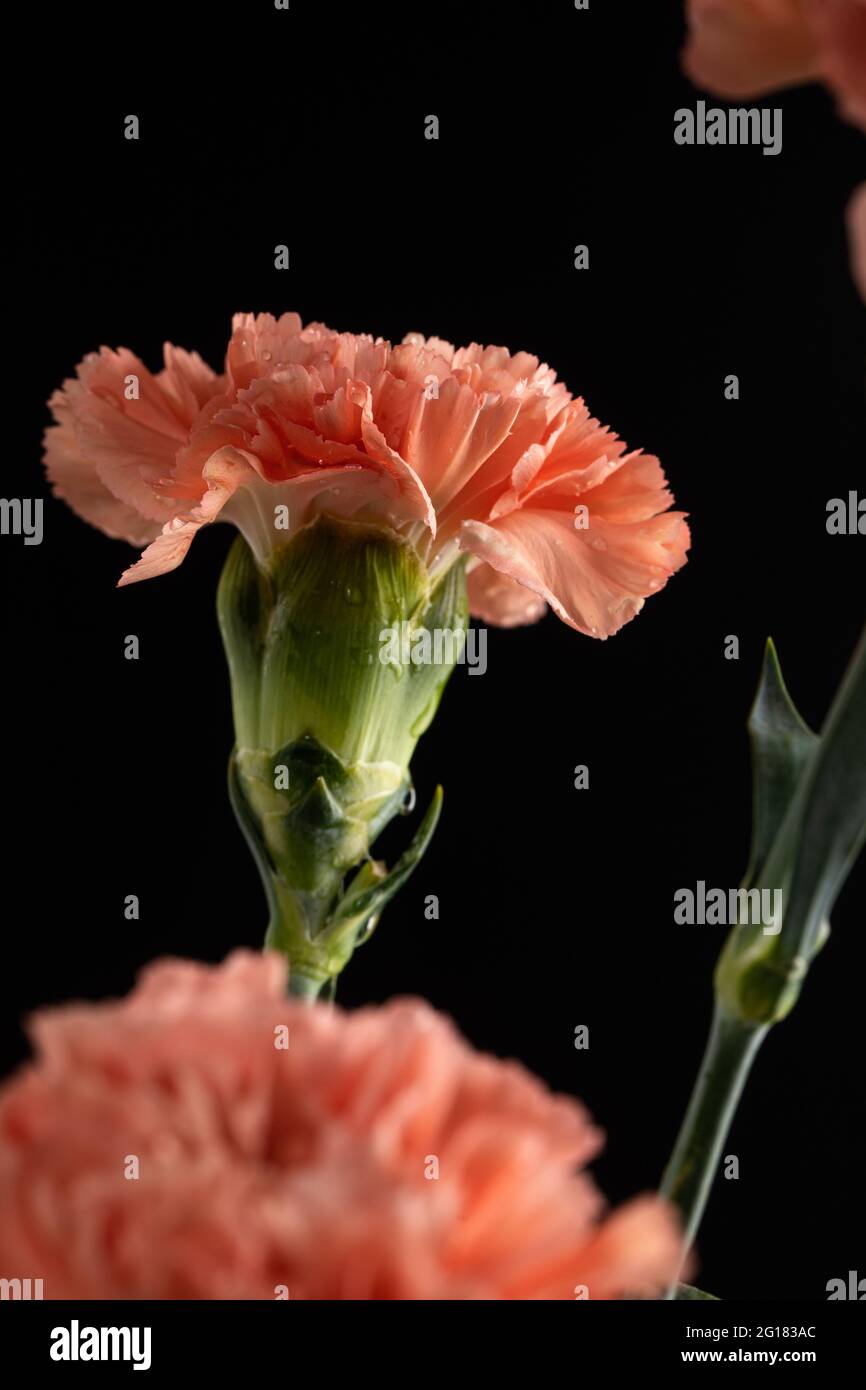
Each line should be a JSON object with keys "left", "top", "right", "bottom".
{"left": 234, "top": 736, "right": 408, "bottom": 895}
{"left": 229, "top": 746, "right": 442, "bottom": 996}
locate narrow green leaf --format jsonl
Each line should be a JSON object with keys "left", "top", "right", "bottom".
{"left": 773, "top": 626, "right": 866, "bottom": 967}
{"left": 744, "top": 639, "right": 817, "bottom": 889}
{"left": 718, "top": 627, "right": 866, "bottom": 1024}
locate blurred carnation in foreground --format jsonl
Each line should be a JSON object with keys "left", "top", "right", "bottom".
{"left": 0, "top": 952, "right": 680, "bottom": 1300}
{"left": 44, "top": 312, "right": 688, "bottom": 638}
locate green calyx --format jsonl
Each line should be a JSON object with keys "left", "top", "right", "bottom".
{"left": 217, "top": 515, "right": 468, "bottom": 996}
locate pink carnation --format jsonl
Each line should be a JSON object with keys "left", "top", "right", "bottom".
{"left": 44, "top": 313, "right": 689, "bottom": 638}
{"left": 683, "top": 0, "right": 866, "bottom": 124}
{"left": 0, "top": 952, "right": 681, "bottom": 1300}
{"left": 810, "top": 0, "right": 866, "bottom": 129}
{"left": 682, "top": 0, "right": 821, "bottom": 98}
{"left": 683, "top": 2, "right": 866, "bottom": 297}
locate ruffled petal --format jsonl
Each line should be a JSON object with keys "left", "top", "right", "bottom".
{"left": 118, "top": 447, "right": 255, "bottom": 585}
{"left": 467, "top": 562, "right": 548, "bottom": 627}
{"left": 43, "top": 412, "right": 162, "bottom": 548}
{"left": 460, "top": 506, "right": 690, "bottom": 637}
{"left": 45, "top": 344, "right": 222, "bottom": 528}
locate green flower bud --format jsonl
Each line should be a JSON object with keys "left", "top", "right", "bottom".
{"left": 217, "top": 515, "right": 468, "bottom": 997}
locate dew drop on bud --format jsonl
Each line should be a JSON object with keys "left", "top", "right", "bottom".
{"left": 356, "top": 914, "right": 378, "bottom": 944}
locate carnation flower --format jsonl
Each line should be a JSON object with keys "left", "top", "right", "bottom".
{"left": 44, "top": 315, "right": 689, "bottom": 991}
{"left": 0, "top": 952, "right": 681, "bottom": 1300}
{"left": 44, "top": 312, "right": 688, "bottom": 639}
{"left": 682, "top": 0, "right": 820, "bottom": 98}
{"left": 683, "top": 0, "right": 866, "bottom": 124}
{"left": 683, "top": 1, "right": 866, "bottom": 300}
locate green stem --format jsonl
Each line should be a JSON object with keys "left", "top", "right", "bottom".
{"left": 659, "top": 1003, "right": 768, "bottom": 1296}
{"left": 287, "top": 971, "right": 327, "bottom": 1003}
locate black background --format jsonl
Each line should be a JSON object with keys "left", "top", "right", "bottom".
{"left": 2, "top": 3, "right": 865, "bottom": 1301}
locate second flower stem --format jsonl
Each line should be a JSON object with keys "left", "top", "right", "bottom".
{"left": 659, "top": 1003, "right": 768, "bottom": 1296}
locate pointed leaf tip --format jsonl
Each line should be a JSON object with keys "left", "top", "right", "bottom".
{"left": 749, "top": 638, "right": 814, "bottom": 745}
{"left": 745, "top": 640, "right": 817, "bottom": 888}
